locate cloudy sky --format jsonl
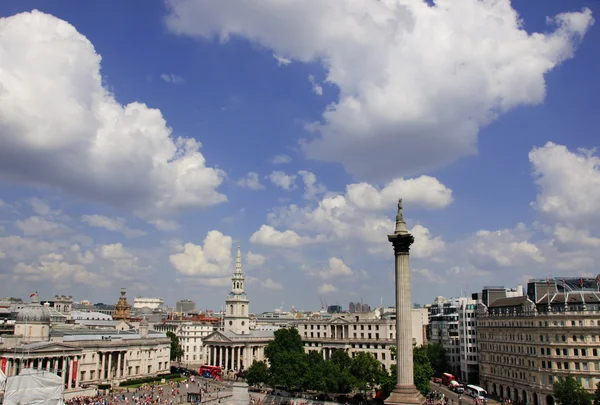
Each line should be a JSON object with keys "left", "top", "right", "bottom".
{"left": 0, "top": 0, "right": 598, "bottom": 312}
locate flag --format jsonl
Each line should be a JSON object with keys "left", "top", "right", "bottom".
{"left": 29, "top": 293, "right": 35, "bottom": 298}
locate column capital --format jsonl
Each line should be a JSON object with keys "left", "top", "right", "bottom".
{"left": 388, "top": 233, "right": 414, "bottom": 254}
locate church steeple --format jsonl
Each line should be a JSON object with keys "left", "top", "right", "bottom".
{"left": 235, "top": 243, "right": 243, "bottom": 275}
{"left": 231, "top": 243, "right": 245, "bottom": 294}
{"left": 224, "top": 243, "right": 250, "bottom": 335}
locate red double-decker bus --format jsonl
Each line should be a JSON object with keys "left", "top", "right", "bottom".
{"left": 442, "top": 373, "right": 456, "bottom": 386}
{"left": 199, "top": 365, "right": 222, "bottom": 381}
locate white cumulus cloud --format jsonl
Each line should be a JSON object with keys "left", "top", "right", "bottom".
{"left": 165, "top": 0, "right": 593, "bottom": 180}
{"left": 169, "top": 230, "right": 233, "bottom": 276}
{"left": 530, "top": 142, "right": 600, "bottom": 225}
{"left": 317, "top": 283, "right": 338, "bottom": 294}
{"left": 269, "top": 171, "right": 297, "bottom": 190}
{"left": 0, "top": 10, "right": 226, "bottom": 226}
{"left": 250, "top": 225, "right": 318, "bottom": 248}
{"left": 237, "top": 172, "right": 265, "bottom": 190}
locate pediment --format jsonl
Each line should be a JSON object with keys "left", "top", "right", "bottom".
{"left": 328, "top": 317, "right": 351, "bottom": 324}
{"left": 203, "top": 331, "right": 232, "bottom": 343}
{"left": 20, "top": 342, "right": 80, "bottom": 353}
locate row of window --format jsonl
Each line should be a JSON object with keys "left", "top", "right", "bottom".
{"left": 540, "top": 347, "right": 600, "bottom": 357}
{"left": 303, "top": 331, "right": 392, "bottom": 340}
{"left": 480, "top": 317, "right": 600, "bottom": 329}
{"left": 303, "top": 324, "right": 385, "bottom": 331}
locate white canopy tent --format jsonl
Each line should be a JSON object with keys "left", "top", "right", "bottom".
{"left": 3, "top": 368, "right": 65, "bottom": 405}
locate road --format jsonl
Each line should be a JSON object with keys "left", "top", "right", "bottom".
{"left": 429, "top": 382, "right": 499, "bottom": 405}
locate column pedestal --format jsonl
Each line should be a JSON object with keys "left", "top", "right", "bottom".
{"left": 385, "top": 385, "right": 425, "bottom": 405}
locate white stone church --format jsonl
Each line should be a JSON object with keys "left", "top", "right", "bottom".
{"left": 202, "top": 245, "right": 273, "bottom": 371}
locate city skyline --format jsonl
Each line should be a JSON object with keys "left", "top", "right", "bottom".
{"left": 0, "top": 0, "right": 599, "bottom": 311}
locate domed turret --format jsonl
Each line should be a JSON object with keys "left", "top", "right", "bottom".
{"left": 16, "top": 304, "right": 51, "bottom": 323}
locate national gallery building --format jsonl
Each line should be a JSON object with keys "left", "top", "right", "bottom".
{"left": 0, "top": 293, "right": 170, "bottom": 391}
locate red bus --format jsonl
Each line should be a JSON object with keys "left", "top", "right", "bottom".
{"left": 199, "top": 365, "right": 222, "bottom": 381}
{"left": 442, "top": 373, "right": 456, "bottom": 386}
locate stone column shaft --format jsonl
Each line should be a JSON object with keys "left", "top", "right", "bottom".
{"left": 395, "top": 251, "right": 414, "bottom": 386}
{"left": 108, "top": 352, "right": 113, "bottom": 378}
{"left": 117, "top": 352, "right": 122, "bottom": 378}
{"left": 100, "top": 353, "right": 106, "bottom": 380}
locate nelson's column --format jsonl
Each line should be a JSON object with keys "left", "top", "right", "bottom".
{"left": 385, "top": 199, "right": 424, "bottom": 405}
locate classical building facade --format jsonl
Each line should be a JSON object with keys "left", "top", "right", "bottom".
{"left": 154, "top": 321, "right": 215, "bottom": 366}
{"left": 202, "top": 245, "right": 273, "bottom": 371}
{"left": 0, "top": 294, "right": 170, "bottom": 390}
{"left": 295, "top": 308, "right": 429, "bottom": 372}
{"left": 133, "top": 297, "right": 165, "bottom": 310}
{"left": 478, "top": 277, "right": 600, "bottom": 405}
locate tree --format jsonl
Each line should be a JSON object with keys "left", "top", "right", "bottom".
{"left": 593, "top": 382, "right": 600, "bottom": 405}
{"left": 246, "top": 361, "right": 270, "bottom": 386}
{"left": 413, "top": 346, "right": 434, "bottom": 396}
{"left": 264, "top": 328, "right": 307, "bottom": 390}
{"left": 166, "top": 331, "right": 183, "bottom": 362}
{"left": 425, "top": 343, "right": 448, "bottom": 376}
{"left": 553, "top": 377, "right": 591, "bottom": 405}
{"left": 381, "top": 363, "right": 397, "bottom": 397}
{"left": 351, "top": 352, "right": 385, "bottom": 392}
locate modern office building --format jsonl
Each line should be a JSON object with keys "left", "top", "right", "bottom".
{"left": 176, "top": 299, "right": 197, "bottom": 313}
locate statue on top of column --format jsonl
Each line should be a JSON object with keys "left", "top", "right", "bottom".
{"left": 396, "top": 198, "right": 404, "bottom": 221}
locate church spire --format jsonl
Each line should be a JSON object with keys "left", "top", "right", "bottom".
{"left": 235, "top": 242, "right": 242, "bottom": 274}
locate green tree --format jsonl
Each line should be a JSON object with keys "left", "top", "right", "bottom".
{"left": 425, "top": 343, "right": 448, "bottom": 376}
{"left": 553, "top": 377, "right": 591, "bottom": 405}
{"left": 413, "top": 346, "right": 434, "bottom": 396}
{"left": 350, "top": 352, "right": 384, "bottom": 392}
{"left": 593, "top": 382, "right": 600, "bottom": 405}
{"left": 264, "top": 328, "right": 307, "bottom": 390}
{"left": 166, "top": 331, "right": 183, "bottom": 362}
{"left": 305, "top": 351, "right": 329, "bottom": 392}
{"left": 246, "top": 361, "right": 270, "bottom": 387}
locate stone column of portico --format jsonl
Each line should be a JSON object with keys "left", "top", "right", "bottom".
{"left": 68, "top": 356, "right": 74, "bottom": 390}
{"left": 225, "top": 346, "right": 229, "bottom": 371}
{"left": 100, "top": 353, "right": 106, "bottom": 380}
{"left": 61, "top": 357, "right": 68, "bottom": 386}
{"left": 95, "top": 353, "right": 100, "bottom": 381}
{"left": 385, "top": 199, "right": 424, "bottom": 405}
{"left": 109, "top": 352, "right": 115, "bottom": 378}
{"left": 75, "top": 356, "right": 80, "bottom": 388}
{"left": 117, "top": 352, "right": 122, "bottom": 379}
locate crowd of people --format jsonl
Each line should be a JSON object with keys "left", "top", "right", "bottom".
{"left": 63, "top": 377, "right": 231, "bottom": 405}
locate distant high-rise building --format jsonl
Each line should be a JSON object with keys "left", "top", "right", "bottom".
{"left": 327, "top": 305, "right": 342, "bottom": 314}
{"left": 176, "top": 299, "right": 196, "bottom": 313}
{"left": 355, "top": 301, "right": 362, "bottom": 312}
{"left": 361, "top": 304, "right": 370, "bottom": 312}
{"left": 349, "top": 302, "right": 356, "bottom": 313}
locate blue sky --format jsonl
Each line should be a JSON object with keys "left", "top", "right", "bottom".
{"left": 0, "top": 0, "right": 599, "bottom": 313}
